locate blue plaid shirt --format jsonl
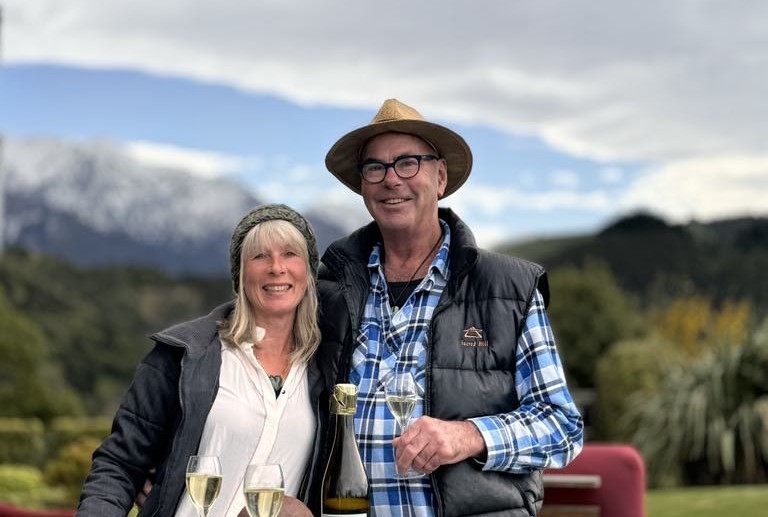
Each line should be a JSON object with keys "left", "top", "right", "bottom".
{"left": 350, "top": 221, "right": 582, "bottom": 517}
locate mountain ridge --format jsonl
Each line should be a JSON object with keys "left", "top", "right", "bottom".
{"left": 3, "top": 136, "right": 348, "bottom": 275}
{"left": 499, "top": 212, "right": 768, "bottom": 312}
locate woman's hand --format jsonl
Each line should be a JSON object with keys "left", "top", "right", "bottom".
{"left": 237, "top": 496, "right": 312, "bottom": 517}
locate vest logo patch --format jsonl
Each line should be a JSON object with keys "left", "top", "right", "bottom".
{"left": 461, "top": 326, "right": 488, "bottom": 347}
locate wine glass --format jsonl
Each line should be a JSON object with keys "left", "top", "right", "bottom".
{"left": 243, "top": 463, "right": 285, "bottom": 517}
{"left": 384, "top": 371, "right": 425, "bottom": 478}
{"left": 185, "top": 455, "right": 223, "bottom": 517}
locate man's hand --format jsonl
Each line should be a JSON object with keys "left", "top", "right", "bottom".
{"left": 237, "top": 496, "right": 312, "bottom": 517}
{"left": 392, "top": 416, "right": 486, "bottom": 475}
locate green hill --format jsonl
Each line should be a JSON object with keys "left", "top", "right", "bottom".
{"left": 498, "top": 212, "right": 768, "bottom": 314}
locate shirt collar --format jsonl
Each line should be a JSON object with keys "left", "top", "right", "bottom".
{"left": 220, "top": 326, "right": 266, "bottom": 352}
{"left": 367, "top": 219, "right": 451, "bottom": 281}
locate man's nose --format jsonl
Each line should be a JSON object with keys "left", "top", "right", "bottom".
{"left": 382, "top": 165, "right": 401, "bottom": 185}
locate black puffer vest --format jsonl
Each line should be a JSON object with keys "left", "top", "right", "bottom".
{"left": 312, "top": 209, "right": 548, "bottom": 517}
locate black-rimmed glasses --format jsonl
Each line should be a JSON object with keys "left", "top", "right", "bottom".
{"left": 359, "top": 154, "right": 439, "bottom": 184}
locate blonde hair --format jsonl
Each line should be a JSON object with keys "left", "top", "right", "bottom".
{"left": 220, "top": 219, "right": 320, "bottom": 363}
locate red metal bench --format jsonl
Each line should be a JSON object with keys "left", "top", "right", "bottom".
{"left": 541, "top": 443, "right": 646, "bottom": 517}
{"left": 0, "top": 503, "right": 74, "bottom": 517}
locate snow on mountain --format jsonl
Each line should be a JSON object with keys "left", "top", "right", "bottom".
{"left": 5, "top": 137, "right": 258, "bottom": 245}
{"left": 2, "top": 137, "right": 346, "bottom": 275}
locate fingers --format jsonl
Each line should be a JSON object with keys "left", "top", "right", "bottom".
{"left": 279, "top": 496, "right": 314, "bottom": 517}
{"left": 394, "top": 425, "right": 438, "bottom": 474}
{"left": 393, "top": 417, "right": 486, "bottom": 475}
{"left": 134, "top": 467, "right": 156, "bottom": 508}
{"left": 411, "top": 445, "right": 440, "bottom": 474}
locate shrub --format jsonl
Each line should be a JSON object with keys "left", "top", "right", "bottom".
{"left": 0, "top": 464, "right": 43, "bottom": 495}
{"left": 594, "top": 336, "right": 682, "bottom": 441}
{"left": 43, "top": 436, "right": 102, "bottom": 506}
{"left": 47, "top": 416, "right": 111, "bottom": 459}
{"left": 0, "top": 418, "right": 46, "bottom": 466}
{"left": 0, "top": 464, "right": 68, "bottom": 509}
{"left": 628, "top": 318, "right": 768, "bottom": 487}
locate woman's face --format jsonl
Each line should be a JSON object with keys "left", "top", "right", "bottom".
{"left": 242, "top": 240, "right": 308, "bottom": 321}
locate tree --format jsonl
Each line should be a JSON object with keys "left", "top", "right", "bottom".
{"left": 0, "top": 248, "right": 231, "bottom": 415}
{"left": 651, "top": 296, "right": 753, "bottom": 357}
{"left": 548, "top": 262, "right": 644, "bottom": 388}
{"left": 0, "top": 288, "right": 82, "bottom": 420}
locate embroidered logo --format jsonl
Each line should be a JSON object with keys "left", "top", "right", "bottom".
{"left": 461, "top": 326, "right": 489, "bottom": 347}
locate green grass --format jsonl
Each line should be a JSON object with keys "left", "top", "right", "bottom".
{"left": 647, "top": 485, "right": 768, "bottom": 517}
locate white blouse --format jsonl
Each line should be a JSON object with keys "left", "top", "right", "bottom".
{"left": 174, "top": 337, "right": 316, "bottom": 517}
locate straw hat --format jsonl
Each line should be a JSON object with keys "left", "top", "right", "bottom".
{"left": 325, "top": 98, "right": 473, "bottom": 198}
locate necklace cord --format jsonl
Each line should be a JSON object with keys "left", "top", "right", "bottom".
{"left": 386, "top": 232, "right": 442, "bottom": 310}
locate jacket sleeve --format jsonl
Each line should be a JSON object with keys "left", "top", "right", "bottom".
{"left": 76, "top": 343, "right": 182, "bottom": 517}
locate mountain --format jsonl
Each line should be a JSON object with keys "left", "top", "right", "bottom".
{"left": 499, "top": 212, "right": 768, "bottom": 312}
{"left": 2, "top": 137, "right": 348, "bottom": 275}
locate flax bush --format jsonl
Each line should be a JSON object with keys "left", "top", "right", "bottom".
{"left": 628, "top": 318, "right": 768, "bottom": 486}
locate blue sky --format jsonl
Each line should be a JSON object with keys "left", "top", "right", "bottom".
{"left": 2, "top": 1, "right": 767, "bottom": 247}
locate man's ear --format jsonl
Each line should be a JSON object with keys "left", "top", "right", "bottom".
{"left": 436, "top": 159, "right": 448, "bottom": 198}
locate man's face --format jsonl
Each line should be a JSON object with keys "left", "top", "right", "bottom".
{"left": 359, "top": 132, "right": 447, "bottom": 236}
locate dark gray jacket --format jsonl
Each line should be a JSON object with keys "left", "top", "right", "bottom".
{"left": 77, "top": 302, "right": 324, "bottom": 517}
{"left": 312, "top": 208, "right": 547, "bottom": 517}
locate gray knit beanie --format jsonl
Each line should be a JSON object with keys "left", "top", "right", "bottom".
{"left": 229, "top": 204, "right": 319, "bottom": 293}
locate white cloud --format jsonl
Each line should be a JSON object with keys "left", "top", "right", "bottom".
{"left": 4, "top": 0, "right": 767, "bottom": 165}
{"left": 4, "top": 0, "right": 768, "bottom": 245}
{"left": 448, "top": 183, "right": 612, "bottom": 216}
{"left": 599, "top": 167, "right": 624, "bottom": 185}
{"left": 620, "top": 155, "right": 768, "bottom": 222}
{"left": 124, "top": 140, "right": 244, "bottom": 178}
{"left": 252, "top": 167, "right": 360, "bottom": 209}
{"left": 550, "top": 170, "right": 580, "bottom": 189}
{"left": 466, "top": 223, "right": 511, "bottom": 250}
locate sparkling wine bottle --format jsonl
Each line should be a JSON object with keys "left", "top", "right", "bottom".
{"left": 321, "top": 384, "right": 370, "bottom": 517}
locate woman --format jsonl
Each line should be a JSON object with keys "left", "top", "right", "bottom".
{"left": 77, "top": 204, "right": 322, "bottom": 517}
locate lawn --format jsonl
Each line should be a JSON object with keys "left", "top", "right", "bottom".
{"left": 646, "top": 485, "right": 768, "bottom": 517}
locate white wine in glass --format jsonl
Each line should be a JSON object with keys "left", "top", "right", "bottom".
{"left": 384, "top": 371, "right": 425, "bottom": 479}
{"left": 243, "top": 463, "right": 285, "bottom": 517}
{"left": 186, "top": 455, "right": 223, "bottom": 517}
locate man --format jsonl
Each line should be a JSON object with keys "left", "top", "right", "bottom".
{"left": 312, "top": 99, "right": 583, "bottom": 517}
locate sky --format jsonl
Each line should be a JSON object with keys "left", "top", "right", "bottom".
{"left": 1, "top": 0, "right": 767, "bottom": 247}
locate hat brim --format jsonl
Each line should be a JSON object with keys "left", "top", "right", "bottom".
{"left": 325, "top": 119, "right": 472, "bottom": 198}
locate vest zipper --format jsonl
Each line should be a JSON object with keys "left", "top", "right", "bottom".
{"left": 425, "top": 265, "right": 471, "bottom": 517}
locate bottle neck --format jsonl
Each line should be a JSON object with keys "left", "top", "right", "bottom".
{"left": 333, "top": 411, "right": 356, "bottom": 434}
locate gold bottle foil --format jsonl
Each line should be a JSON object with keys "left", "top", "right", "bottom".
{"left": 330, "top": 383, "right": 358, "bottom": 415}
